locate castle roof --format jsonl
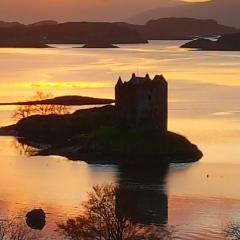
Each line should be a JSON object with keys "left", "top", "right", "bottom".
{"left": 115, "top": 73, "right": 167, "bottom": 88}
{"left": 116, "top": 77, "right": 123, "bottom": 87}
{"left": 153, "top": 74, "right": 167, "bottom": 83}
{"left": 129, "top": 73, "right": 151, "bottom": 84}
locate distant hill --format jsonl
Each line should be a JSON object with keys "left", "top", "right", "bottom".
{"left": 28, "top": 20, "right": 58, "bottom": 28}
{"left": 0, "top": 22, "right": 147, "bottom": 44}
{"left": 0, "top": 95, "right": 115, "bottom": 106}
{"left": 128, "top": 0, "right": 240, "bottom": 28}
{"left": 119, "top": 18, "right": 238, "bottom": 40}
{"left": 0, "top": 18, "right": 237, "bottom": 45}
{"left": 0, "top": 21, "right": 24, "bottom": 28}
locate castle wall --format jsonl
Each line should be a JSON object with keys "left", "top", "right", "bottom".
{"left": 115, "top": 74, "right": 168, "bottom": 132}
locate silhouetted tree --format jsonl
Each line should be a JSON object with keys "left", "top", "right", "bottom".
{"left": 58, "top": 184, "right": 174, "bottom": 240}
{"left": 12, "top": 91, "right": 69, "bottom": 120}
{"left": 224, "top": 222, "right": 240, "bottom": 240}
{"left": 12, "top": 138, "right": 39, "bottom": 157}
{"left": 12, "top": 105, "right": 33, "bottom": 120}
{"left": 0, "top": 218, "right": 40, "bottom": 240}
{"left": 33, "top": 91, "right": 69, "bottom": 116}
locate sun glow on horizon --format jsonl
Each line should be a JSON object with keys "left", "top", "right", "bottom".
{"left": 180, "top": 0, "right": 211, "bottom": 2}
{"left": 26, "top": 81, "right": 112, "bottom": 89}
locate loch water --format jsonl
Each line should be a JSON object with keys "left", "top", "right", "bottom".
{"left": 0, "top": 41, "right": 240, "bottom": 239}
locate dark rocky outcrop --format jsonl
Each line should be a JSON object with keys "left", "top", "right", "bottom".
{"left": 181, "top": 38, "right": 216, "bottom": 49}
{"left": 81, "top": 43, "right": 119, "bottom": 48}
{"left": 38, "top": 128, "right": 202, "bottom": 165}
{"left": 120, "top": 18, "right": 238, "bottom": 40}
{"left": 3, "top": 105, "right": 203, "bottom": 164}
{"left": 181, "top": 32, "right": 240, "bottom": 51}
{"left": 10, "top": 105, "right": 115, "bottom": 143}
{"left": 26, "top": 209, "right": 46, "bottom": 230}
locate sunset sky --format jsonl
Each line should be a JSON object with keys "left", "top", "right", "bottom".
{"left": 0, "top": 0, "right": 211, "bottom": 23}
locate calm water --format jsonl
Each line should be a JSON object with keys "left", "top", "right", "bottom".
{"left": 0, "top": 41, "right": 240, "bottom": 239}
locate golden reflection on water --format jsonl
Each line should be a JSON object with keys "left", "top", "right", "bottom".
{"left": 28, "top": 81, "right": 112, "bottom": 89}
{"left": 0, "top": 137, "right": 117, "bottom": 207}
{"left": 0, "top": 41, "right": 239, "bottom": 102}
{"left": 168, "top": 163, "right": 240, "bottom": 199}
{"left": 168, "top": 196, "right": 240, "bottom": 239}
{"left": 169, "top": 117, "right": 240, "bottom": 164}
{"left": 0, "top": 41, "right": 240, "bottom": 237}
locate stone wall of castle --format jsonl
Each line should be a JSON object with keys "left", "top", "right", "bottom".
{"left": 115, "top": 74, "right": 168, "bottom": 132}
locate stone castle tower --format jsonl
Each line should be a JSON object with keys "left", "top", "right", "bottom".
{"left": 115, "top": 73, "right": 168, "bottom": 132}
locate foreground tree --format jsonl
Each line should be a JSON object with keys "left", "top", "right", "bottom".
{"left": 12, "top": 91, "right": 69, "bottom": 120}
{"left": 12, "top": 138, "right": 39, "bottom": 156}
{"left": 12, "top": 105, "right": 33, "bottom": 120}
{"left": 58, "top": 184, "right": 174, "bottom": 240}
{"left": 224, "top": 222, "right": 240, "bottom": 240}
{"left": 0, "top": 218, "right": 40, "bottom": 240}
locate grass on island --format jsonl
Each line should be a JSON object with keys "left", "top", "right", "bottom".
{"left": 90, "top": 127, "right": 200, "bottom": 160}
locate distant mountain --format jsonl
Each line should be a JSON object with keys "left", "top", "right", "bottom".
{"left": 0, "top": 20, "right": 58, "bottom": 29}
{"left": 119, "top": 18, "right": 238, "bottom": 40}
{"left": 128, "top": 0, "right": 240, "bottom": 28}
{"left": 28, "top": 20, "right": 58, "bottom": 28}
{"left": 0, "top": 22, "right": 148, "bottom": 44}
{"left": 0, "top": 21, "right": 24, "bottom": 28}
{"left": 0, "top": 18, "right": 237, "bottom": 46}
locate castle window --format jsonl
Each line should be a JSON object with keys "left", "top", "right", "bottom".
{"left": 148, "top": 95, "right": 151, "bottom": 100}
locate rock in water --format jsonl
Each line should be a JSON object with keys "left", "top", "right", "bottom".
{"left": 181, "top": 33, "right": 240, "bottom": 51}
{"left": 26, "top": 209, "right": 46, "bottom": 230}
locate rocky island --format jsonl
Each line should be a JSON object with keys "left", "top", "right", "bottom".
{"left": 120, "top": 18, "right": 238, "bottom": 40}
{"left": 181, "top": 32, "right": 240, "bottom": 51}
{"left": 80, "top": 40, "right": 119, "bottom": 48}
{"left": 2, "top": 74, "right": 203, "bottom": 165}
{"left": 81, "top": 43, "right": 119, "bottom": 48}
{"left": 0, "top": 95, "right": 114, "bottom": 106}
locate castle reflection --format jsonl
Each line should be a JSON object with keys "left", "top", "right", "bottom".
{"left": 13, "top": 135, "right": 170, "bottom": 226}
{"left": 116, "top": 164, "right": 169, "bottom": 225}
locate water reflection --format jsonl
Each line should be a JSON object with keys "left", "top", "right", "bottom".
{"left": 13, "top": 137, "right": 170, "bottom": 227}
{"left": 13, "top": 137, "right": 40, "bottom": 156}
{"left": 58, "top": 181, "right": 173, "bottom": 240}
{"left": 2, "top": 135, "right": 240, "bottom": 239}
{"left": 116, "top": 165, "right": 169, "bottom": 225}
{"left": 14, "top": 135, "right": 171, "bottom": 232}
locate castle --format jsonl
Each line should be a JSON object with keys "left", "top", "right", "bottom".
{"left": 115, "top": 73, "right": 168, "bottom": 132}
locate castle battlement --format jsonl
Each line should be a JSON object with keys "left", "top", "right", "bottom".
{"left": 115, "top": 73, "right": 168, "bottom": 131}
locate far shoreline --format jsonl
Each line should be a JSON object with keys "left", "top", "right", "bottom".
{"left": 0, "top": 95, "right": 115, "bottom": 106}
